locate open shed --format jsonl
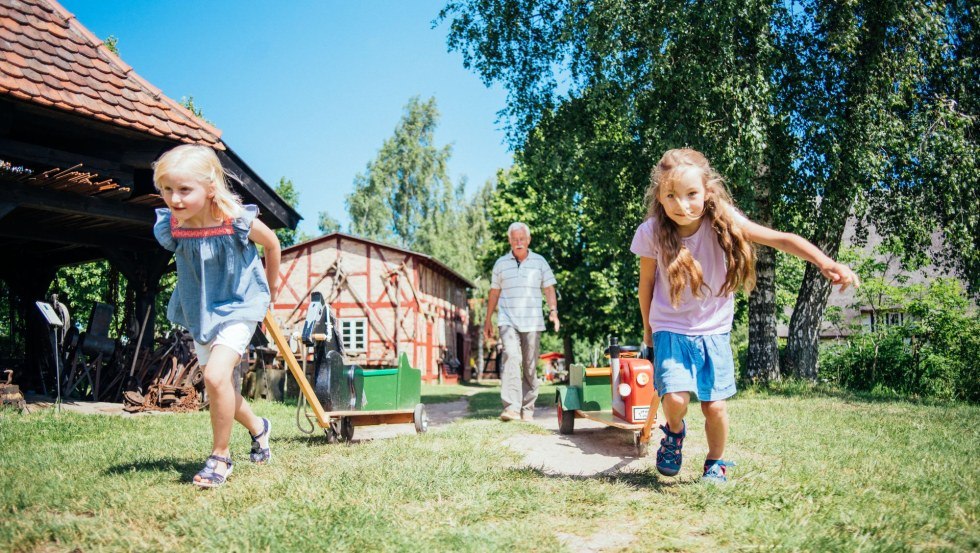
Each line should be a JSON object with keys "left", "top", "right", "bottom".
{"left": 0, "top": 0, "right": 300, "bottom": 390}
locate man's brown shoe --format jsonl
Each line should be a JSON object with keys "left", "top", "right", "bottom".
{"left": 521, "top": 411, "right": 533, "bottom": 421}
{"left": 499, "top": 410, "right": 520, "bottom": 421}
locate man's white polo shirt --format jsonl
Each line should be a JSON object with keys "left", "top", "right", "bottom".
{"left": 490, "top": 249, "right": 557, "bottom": 332}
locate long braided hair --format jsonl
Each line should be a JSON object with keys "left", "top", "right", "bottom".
{"left": 643, "top": 149, "right": 756, "bottom": 307}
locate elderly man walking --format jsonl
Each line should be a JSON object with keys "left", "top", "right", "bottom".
{"left": 483, "top": 222, "right": 560, "bottom": 421}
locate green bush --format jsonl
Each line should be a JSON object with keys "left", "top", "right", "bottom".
{"left": 819, "top": 279, "right": 980, "bottom": 402}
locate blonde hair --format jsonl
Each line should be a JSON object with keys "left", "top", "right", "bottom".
{"left": 152, "top": 144, "right": 243, "bottom": 220}
{"left": 643, "top": 148, "right": 756, "bottom": 307}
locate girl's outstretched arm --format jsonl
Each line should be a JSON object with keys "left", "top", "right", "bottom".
{"left": 740, "top": 220, "right": 860, "bottom": 292}
{"left": 249, "top": 219, "right": 281, "bottom": 302}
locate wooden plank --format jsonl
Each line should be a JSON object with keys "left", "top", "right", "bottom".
{"left": 5, "top": 181, "right": 153, "bottom": 226}
{"left": 215, "top": 148, "right": 300, "bottom": 230}
{"left": 575, "top": 410, "right": 645, "bottom": 431}
{"left": 0, "top": 224, "right": 155, "bottom": 250}
{"left": 343, "top": 412, "right": 415, "bottom": 426}
{"left": 639, "top": 392, "right": 662, "bottom": 445}
{"left": 326, "top": 408, "right": 414, "bottom": 417}
{"left": 0, "top": 137, "right": 135, "bottom": 187}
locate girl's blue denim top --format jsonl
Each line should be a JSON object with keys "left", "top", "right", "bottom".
{"left": 153, "top": 205, "right": 271, "bottom": 344}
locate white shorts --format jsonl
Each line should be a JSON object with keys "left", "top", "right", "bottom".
{"left": 194, "top": 321, "right": 257, "bottom": 366}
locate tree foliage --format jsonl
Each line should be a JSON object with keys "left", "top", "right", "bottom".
{"left": 483, "top": 95, "right": 647, "bottom": 342}
{"left": 273, "top": 177, "right": 300, "bottom": 247}
{"left": 178, "top": 96, "right": 212, "bottom": 126}
{"left": 346, "top": 96, "right": 492, "bottom": 282}
{"left": 347, "top": 96, "right": 452, "bottom": 245}
{"left": 103, "top": 35, "right": 119, "bottom": 55}
{"left": 819, "top": 275, "right": 979, "bottom": 403}
{"left": 783, "top": 0, "right": 978, "bottom": 378}
{"left": 439, "top": 0, "right": 977, "bottom": 379}
{"left": 317, "top": 211, "right": 342, "bottom": 234}
{"left": 441, "top": 0, "right": 803, "bottom": 372}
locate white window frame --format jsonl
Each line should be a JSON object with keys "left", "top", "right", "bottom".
{"left": 868, "top": 310, "right": 906, "bottom": 332}
{"left": 340, "top": 318, "right": 368, "bottom": 352}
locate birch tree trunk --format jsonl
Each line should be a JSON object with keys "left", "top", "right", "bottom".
{"left": 745, "top": 162, "right": 781, "bottom": 382}
{"left": 748, "top": 244, "right": 781, "bottom": 381}
{"left": 784, "top": 186, "right": 853, "bottom": 379}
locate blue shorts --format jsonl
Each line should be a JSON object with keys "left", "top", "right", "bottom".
{"left": 653, "top": 331, "right": 736, "bottom": 401}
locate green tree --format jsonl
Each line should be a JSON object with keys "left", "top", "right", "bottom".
{"left": 317, "top": 211, "right": 342, "bottom": 234}
{"left": 441, "top": 0, "right": 796, "bottom": 377}
{"left": 273, "top": 177, "right": 300, "bottom": 247}
{"left": 440, "top": 0, "right": 977, "bottom": 381}
{"left": 783, "top": 1, "right": 977, "bottom": 379}
{"left": 347, "top": 96, "right": 452, "bottom": 246}
{"left": 345, "top": 96, "right": 492, "bottom": 281}
{"left": 48, "top": 261, "right": 134, "bottom": 337}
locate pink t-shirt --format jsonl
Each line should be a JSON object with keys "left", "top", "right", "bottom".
{"left": 630, "top": 211, "right": 748, "bottom": 335}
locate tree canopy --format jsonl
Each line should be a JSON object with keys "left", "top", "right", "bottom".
{"left": 317, "top": 211, "right": 342, "bottom": 234}
{"left": 273, "top": 177, "right": 300, "bottom": 247}
{"left": 440, "top": 0, "right": 977, "bottom": 379}
{"left": 346, "top": 96, "right": 492, "bottom": 282}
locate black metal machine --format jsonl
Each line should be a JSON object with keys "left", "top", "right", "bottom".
{"left": 301, "top": 292, "right": 355, "bottom": 412}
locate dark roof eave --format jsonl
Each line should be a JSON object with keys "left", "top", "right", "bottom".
{"left": 216, "top": 146, "right": 302, "bottom": 231}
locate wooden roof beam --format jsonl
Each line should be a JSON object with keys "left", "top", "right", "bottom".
{"left": 216, "top": 148, "right": 301, "bottom": 230}
{"left": 0, "top": 224, "right": 156, "bottom": 251}
{"left": 0, "top": 137, "right": 135, "bottom": 187}
{"left": 4, "top": 181, "right": 153, "bottom": 226}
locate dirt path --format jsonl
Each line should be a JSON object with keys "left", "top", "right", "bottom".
{"left": 22, "top": 394, "right": 164, "bottom": 416}
{"left": 349, "top": 398, "right": 469, "bottom": 441}
{"left": 25, "top": 393, "right": 655, "bottom": 478}
{"left": 506, "top": 409, "right": 654, "bottom": 476}
{"left": 355, "top": 401, "right": 654, "bottom": 477}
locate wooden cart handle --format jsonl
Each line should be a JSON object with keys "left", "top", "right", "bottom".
{"left": 639, "top": 385, "right": 661, "bottom": 444}
{"left": 263, "top": 311, "right": 330, "bottom": 427}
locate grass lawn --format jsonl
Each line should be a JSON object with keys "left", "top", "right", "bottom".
{"left": 1, "top": 384, "right": 977, "bottom": 552}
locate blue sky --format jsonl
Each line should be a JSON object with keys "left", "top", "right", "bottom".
{"left": 59, "top": 0, "right": 513, "bottom": 235}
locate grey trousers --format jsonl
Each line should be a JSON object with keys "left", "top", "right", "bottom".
{"left": 499, "top": 325, "right": 541, "bottom": 414}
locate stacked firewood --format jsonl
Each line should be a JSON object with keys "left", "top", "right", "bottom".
{"left": 123, "top": 330, "right": 206, "bottom": 413}
{"left": 1, "top": 370, "right": 27, "bottom": 412}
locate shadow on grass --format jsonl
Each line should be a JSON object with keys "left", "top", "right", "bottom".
{"left": 276, "top": 433, "right": 335, "bottom": 445}
{"left": 462, "top": 384, "right": 570, "bottom": 420}
{"left": 464, "top": 389, "right": 506, "bottom": 420}
{"left": 421, "top": 393, "right": 465, "bottom": 405}
{"left": 105, "top": 457, "right": 202, "bottom": 480}
{"left": 508, "top": 465, "right": 688, "bottom": 491}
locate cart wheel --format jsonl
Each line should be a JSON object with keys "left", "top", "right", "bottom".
{"left": 325, "top": 419, "right": 341, "bottom": 443}
{"left": 340, "top": 416, "right": 354, "bottom": 442}
{"left": 557, "top": 402, "right": 575, "bottom": 435}
{"left": 413, "top": 403, "right": 428, "bottom": 434}
{"left": 633, "top": 432, "right": 650, "bottom": 457}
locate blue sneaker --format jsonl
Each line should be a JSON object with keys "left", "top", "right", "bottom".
{"left": 701, "top": 459, "right": 735, "bottom": 483}
{"left": 655, "top": 422, "right": 685, "bottom": 476}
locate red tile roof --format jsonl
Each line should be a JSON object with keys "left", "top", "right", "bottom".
{"left": 0, "top": 0, "right": 223, "bottom": 148}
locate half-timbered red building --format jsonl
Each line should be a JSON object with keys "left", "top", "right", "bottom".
{"left": 272, "top": 233, "right": 473, "bottom": 383}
